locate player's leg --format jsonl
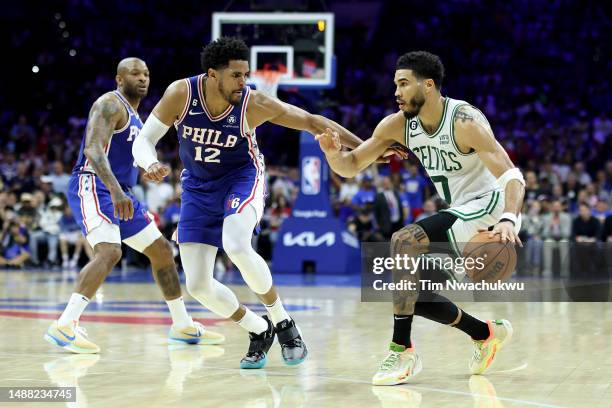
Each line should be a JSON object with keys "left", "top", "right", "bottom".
{"left": 120, "top": 196, "right": 224, "bottom": 345}
{"left": 444, "top": 206, "right": 515, "bottom": 374}
{"left": 179, "top": 241, "right": 275, "bottom": 368}
{"left": 412, "top": 212, "right": 491, "bottom": 343}
{"left": 223, "top": 204, "right": 308, "bottom": 366}
{"left": 45, "top": 225, "right": 122, "bottom": 354}
{"left": 372, "top": 222, "right": 429, "bottom": 385}
{"left": 177, "top": 171, "right": 274, "bottom": 367}
{"left": 147, "top": 238, "right": 225, "bottom": 345}
{"left": 45, "top": 174, "right": 124, "bottom": 354}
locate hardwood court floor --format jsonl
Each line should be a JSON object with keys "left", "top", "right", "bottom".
{"left": 0, "top": 269, "right": 610, "bottom": 408}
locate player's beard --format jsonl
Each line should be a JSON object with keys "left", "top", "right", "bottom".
{"left": 402, "top": 90, "right": 426, "bottom": 119}
{"left": 123, "top": 82, "right": 147, "bottom": 100}
{"left": 219, "top": 82, "right": 242, "bottom": 106}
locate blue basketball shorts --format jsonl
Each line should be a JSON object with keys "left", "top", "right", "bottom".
{"left": 176, "top": 166, "right": 265, "bottom": 248}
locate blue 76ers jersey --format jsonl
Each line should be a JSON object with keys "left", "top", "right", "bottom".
{"left": 174, "top": 74, "right": 265, "bottom": 181}
{"left": 73, "top": 90, "right": 142, "bottom": 188}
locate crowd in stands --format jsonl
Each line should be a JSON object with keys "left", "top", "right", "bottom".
{"left": 1, "top": 1, "right": 609, "bottom": 273}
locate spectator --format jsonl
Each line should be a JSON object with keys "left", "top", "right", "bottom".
{"left": 572, "top": 203, "right": 601, "bottom": 243}
{"left": 592, "top": 198, "right": 612, "bottom": 224}
{"left": 0, "top": 220, "right": 30, "bottom": 268}
{"left": 542, "top": 200, "right": 571, "bottom": 277}
{"left": 602, "top": 214, "right": 612, "bottom": 242}
{"left": 268, "top": 194, "right": 292, "bottom": 243}
{"left": 563, "top": 172, "right": 582, "bottom": 212}
{"left": 338, "top": 178, "right": 359, "bottom": 203}
{"left": 401, "top": 163, "right": 427, "bottom": 220}
{"left": 41, "top": 161, "right": 71, "bottom": 196}
{"left": 145, "top": 178, "right": 174, "bottom": 214}
{"left": 373, "top": 176, "right": 404, "bottom": 239}
{"left": 524, "top": 171, "right": 542, "bottom": 204}
{"left": 59, "top": 205, "right": 93, "bottom": 269}
{"left": 573, "top": 162, "right": 592, "bottom": 186}
{"left": 29, "top": 197, "right": 63, "bottom": 267}
{"left": 415, "top": 199, "right": 437, "bottom": 222}
{"left": 348, "top": 210, "right": 383, "bottom": 242}
{"left": 351, "top": 175, "right": 377, "bottom": 209}
{"left": 522, "top": 201, "right": 545, "bottom": 274}
{"left": 8, "top": 162, "right": 34, "bottom": 195}
{"left": 161, "top": 190, "right": 181, "bottom": 238}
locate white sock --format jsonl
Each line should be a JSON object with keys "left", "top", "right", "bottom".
{"left": 265, "top": 297, "right": 290, "bottom": 325}
{"left": 58, "top": 293, "right": 90, "bottom": 326}
{"left": 166, "top": 297, "right": 193, "bottom": 328}
{"left": 237, "top": 308, "right": 268, "bottom": 334}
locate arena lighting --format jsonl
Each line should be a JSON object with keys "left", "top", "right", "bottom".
{"left": 31, "top": 65, "right": 39, "bottom": 73}
{"left": 69, "top": 49, "right": 76, "bottom": 57}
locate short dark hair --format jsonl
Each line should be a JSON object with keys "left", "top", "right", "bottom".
{"left": 396, "top": 51, "right": 445, "bottom": 90}
{"left": 200, "top": 37, "right": 250, "bottom": 72}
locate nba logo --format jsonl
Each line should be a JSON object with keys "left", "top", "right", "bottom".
{"left": 301, "top": 156, "right": 320, "bottom": 195}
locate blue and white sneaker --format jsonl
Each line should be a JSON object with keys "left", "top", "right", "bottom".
{"left": 44, "top": 322, "right": 100, "bottom": 354}
{"left": 168, "top": 320, "right": 225, "bottom": 345}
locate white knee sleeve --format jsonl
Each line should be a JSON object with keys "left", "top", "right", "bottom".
{"left": 179, "top": 243, "right": 239, "bottom": 318}
{"left": 222, "top": 205, "right": 273, "bottom": 295}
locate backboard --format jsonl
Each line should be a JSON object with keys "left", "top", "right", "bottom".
{"left": 211, "top": 12, "right": 335, "bottom": 89}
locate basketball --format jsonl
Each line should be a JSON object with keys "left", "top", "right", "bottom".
{"left": 462, "top": 231, "right": 517, "bottom": 283}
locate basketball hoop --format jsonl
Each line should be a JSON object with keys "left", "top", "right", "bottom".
{"left": 250, "top": 70, "right": 283, "bottom": 99}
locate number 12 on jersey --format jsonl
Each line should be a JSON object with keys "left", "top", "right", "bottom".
{"left": 194, "top": 146, "right": 221, "bottom": 163}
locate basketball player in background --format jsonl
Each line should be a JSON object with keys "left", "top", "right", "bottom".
{"left": 316, "top": 51, "right": 525, "bottom": 385}
{"left": 132, "top": 37, "right": 373, "bottom": 368}
{"left": 45, "top": 58, "right": 224, "bottom": 354}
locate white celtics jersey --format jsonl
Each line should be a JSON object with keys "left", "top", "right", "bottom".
{"left": 405, "top": 97, "right": 499, "bottom": 207}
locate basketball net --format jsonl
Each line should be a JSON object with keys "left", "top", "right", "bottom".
{"left": 250, "top": 70, "right": 282, "bottom": 99}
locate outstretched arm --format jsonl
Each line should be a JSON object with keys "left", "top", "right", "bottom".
{"left": 315, "top": 113, "right": 405, "bottom": 178}
{"left": 84, "top": 93, "right": 134, "bottom": 220}
{"left": 133, "top": 80, "right": 187, "bottom": 182}
{"left": 454, "top": 105, "right": 525, "bottom": 244}
{"left": 247, "top": 91, "right": 363, "bottom": 148}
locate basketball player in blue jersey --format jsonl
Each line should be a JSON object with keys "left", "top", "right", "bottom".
{"left": 44, "top": 58, "right": 224, "bottom": 354}
{"left": 133, "top": 37, "right": 371, "bottom": 368}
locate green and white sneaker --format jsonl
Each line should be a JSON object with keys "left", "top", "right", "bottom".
{"left": 470, "top": 319, "right": 513, "bottom": 375}
{"left": 372, "top": 342, "right": 423, "bottom": 386}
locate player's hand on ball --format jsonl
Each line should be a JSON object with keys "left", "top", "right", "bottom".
{"left": 315, "top": 128, "right": 341, "bottom": 156}
{"left": 111, "top": 190, "right": 134, "bottom": 221}
{"left": 478, "top": 221, "right": 523, "bottom": 247}
{"left": 144, "top": 162, "right": 171, "bottom": 183}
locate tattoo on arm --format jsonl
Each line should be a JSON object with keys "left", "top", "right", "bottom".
{"left": 454, "top": 105, "right": 492, "bottom": 131}
{"left": 84, "top": 96, "right": 125, "bottom": 193}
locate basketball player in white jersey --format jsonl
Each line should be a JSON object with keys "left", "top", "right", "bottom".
{"left": 316, "top": 51, "right": 525, "bottom": 385}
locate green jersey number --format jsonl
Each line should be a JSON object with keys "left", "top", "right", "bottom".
{"left": 431, "top": 175, "right": 452, "bottom": 204}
